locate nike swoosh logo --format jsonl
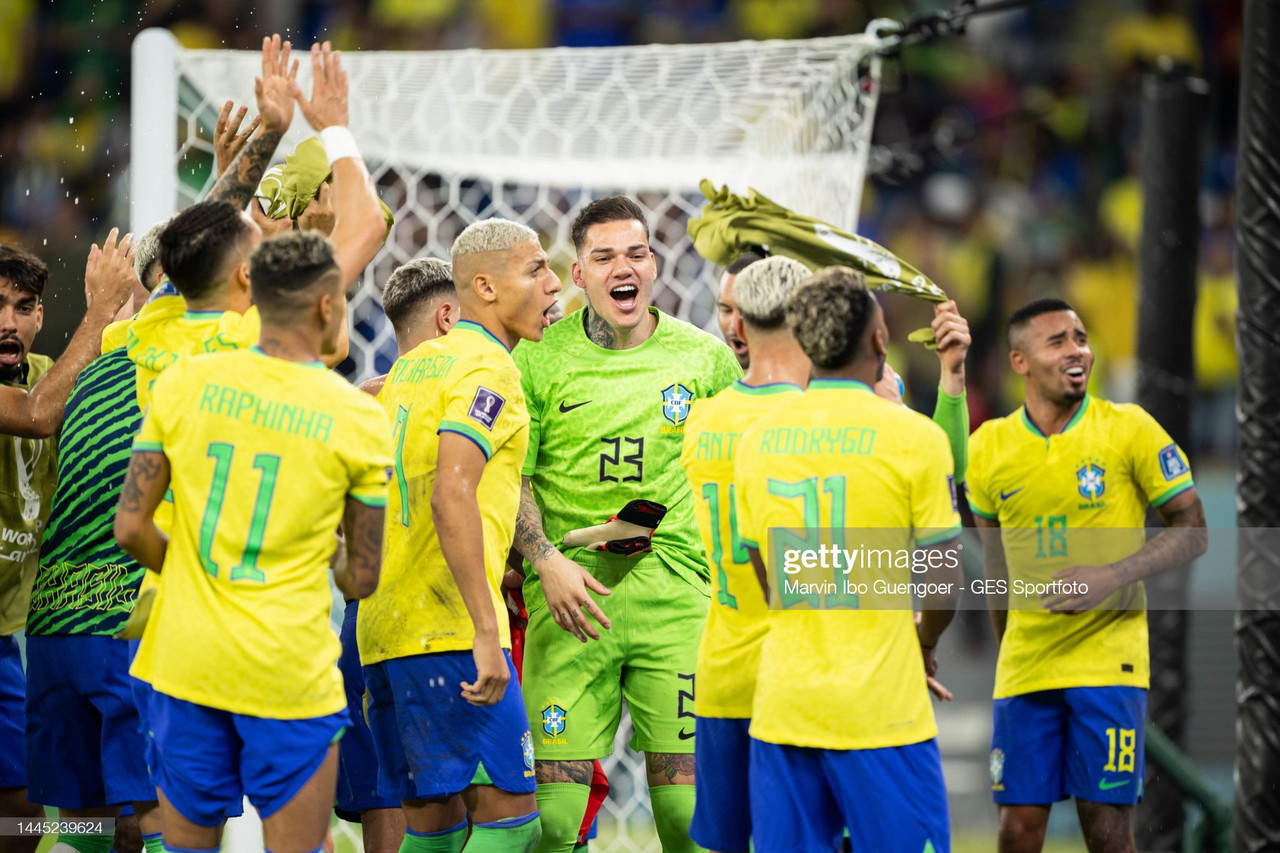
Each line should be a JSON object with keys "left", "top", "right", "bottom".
{"left": 678, "top": 727, "right": 695, "bottom": 740}
{"left": 558, "top": 401, "right": 590, "bottom": 413}
{"left": 999, "top": 487, "right": 1024, "bottom": 501}
{"left": 1098, "top": 779, "right": 1130, "bottom": 790}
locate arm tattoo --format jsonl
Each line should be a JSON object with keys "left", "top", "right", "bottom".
{"left": 645, "top": 752, "right": 696, "bottom": 783}
{"left": 534, "top": 759, "right": 595, "bottom": 786}
{"left": 515, "top": 481, "right": 559, "bottom": 566}
{"left": 1110, "top": 497, "right": 1208, "bottom": 586}
{"left": 349, "top": 507, "right": 383, "bottom": 580}
{"left": 120, "top": 453, "right": 162, "bottom": 513}
{"left": 584, "top": 304, "right": 619, "bottom": 350}
{"left": 207, "top": 130, "right": 283, "bottom": 208}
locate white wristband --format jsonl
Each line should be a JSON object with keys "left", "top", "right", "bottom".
{"left": 319, "top": 126, "right": 360, "bottom": 166}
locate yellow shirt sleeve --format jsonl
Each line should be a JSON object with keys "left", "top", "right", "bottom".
{"left": 1125, "top": 407, "right": 1194, "bottom": 507}
{"left": 438, "top": 362, "right": 523, "bottom": 462}
{"left": 343, "top": 396, "right": 393, "bottom": 507}
{"left": 964, "top": 424, "right": 997, "bottom": 521}
{"left": 912, "top": 424, "right": 962, "bottom": 545}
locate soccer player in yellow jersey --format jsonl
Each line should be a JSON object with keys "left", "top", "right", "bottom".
{"left": 358, "top": 220, "right": 561, "bottom": 853}
{"left": 734, "top": 267, "right": 962, "bottom": 853}
{"left": 113, "top": 229, "right": 392, "bottom": 853}
{"left": 334, "top": 258, "right": 457, "bottom": 853}
{"left": 966, "top": 298, "right": 1207, "bottom": 853}
{"left": 680, "top": 256, "right": 809, "bottom": 853}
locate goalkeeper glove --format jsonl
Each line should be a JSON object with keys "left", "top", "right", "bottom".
{"left": 562, "top": 499, "right": 667, "bottom": 556}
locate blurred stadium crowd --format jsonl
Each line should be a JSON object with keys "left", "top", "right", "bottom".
{"left": 0, "top": 0, "right": 1241, "bottom": 460}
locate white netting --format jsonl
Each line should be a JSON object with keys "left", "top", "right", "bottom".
{"left": 156, "top": 32, "right": 884, "bottom": 853}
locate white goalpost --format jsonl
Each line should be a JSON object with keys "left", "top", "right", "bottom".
{"left": 130, "top": 26, "right": 886, "bottom": 853}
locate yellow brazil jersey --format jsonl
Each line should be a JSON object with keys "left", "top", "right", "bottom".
{"left": 126, "top": 296, "right": 261, "bottom": 410}
{"left": 734, "top": 378, "right": 961, "bottom": 750}
{"left": 680, "top": 380, "right": 801, "bottom": 719}
{"left": 125, "top": 295, "right": 263, "bottom": 610}
{"left": 966, "top": 395, "right": 1194, "bottom": 699}
{"left": 358, "top": 320, "right": 529, "bottom": 665}
{"left": 129, "top": 348, "right": 391, "bottom": 718}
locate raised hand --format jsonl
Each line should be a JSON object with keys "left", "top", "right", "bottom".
{"left": 255, "top": 34, "right": 299, "bottom": 134}
{"left": 214, "top": 100, "right": 261, "bottom": 176}
{"left": 297, "top": 181, "right": 336, "bottom": 235}
{"left": 84, "top": 228, "right": 138, "bottom": 314}
{"left": 291, "top": 41, "right": 349, "bottom": 132}
{"left": 932, "top": 300, "right": 971, "bottom": 376}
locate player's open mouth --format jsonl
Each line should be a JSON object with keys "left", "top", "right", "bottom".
{"left": 1064, "top": 365, "right": 1086, "bottom": 380}
{"left": 0, "top": 338, "right": 23, "bottom": 366}
{"left": 728, "top": 337, "right": 748, "bottom": 357}
{"left": 609, "top": 284, "right": 639, "bottom": 312}
{"left": 542, "top": 302, "right": 555, "bottom": 328}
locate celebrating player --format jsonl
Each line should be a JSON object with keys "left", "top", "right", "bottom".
{"left": 334, "top": 258, "right": 457, "bottom": 853}
{"left": 358, "top": 220, "right": 560, "bottom": 853}
{"left": 734, "top": 266, "right": 961, "bottom": 853}
{"left": 512, "top": 196, "right": 741, "bottom": 852}
{"left": 680, "top": 256, "right": 810, "bottom": 853}
{"left": 0, "top": 240, "right": 135, "bottom": 440}
{"left": 714, "top": 251, "right": 764, "bottom": 370}
{"left": 0, "top": 241, "right": 135, "bottom": 853}
{"left": 114, "top": 229, "right": 392, "bottom": 853}
{"left": 966, "top": 298, "right": 1208, "bottom": 853}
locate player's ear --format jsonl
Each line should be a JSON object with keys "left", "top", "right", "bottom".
{"left": 235, "top": 261, "right": 251, "bottom": 293}
{"left": 35, "top": 300, "right": 43, "bottom": 334}
{"left": 570, "top": 261, "right": 583, "bottom": 289}
{"left": 1009, "top": 349, "right": 1027, "bottom": 376}
{"left": 317, "top": 289, "right": 334, "bottom": 329}
{"left": 472, "top": 271, "right": 498, "bottom": 304}
{"left": 872, "top": 324, "right": 888, "bottom": 358}
{"left": 437, "top": 299, "right": 457, "bottom": 335}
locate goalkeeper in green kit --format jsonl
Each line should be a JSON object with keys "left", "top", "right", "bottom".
{"left": 512, "top": 197, "right": 741, "bottom": 853}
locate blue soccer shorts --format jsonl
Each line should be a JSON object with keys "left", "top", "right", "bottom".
{"left": 0, "top": 635, "right": 26, "bottom": 789}
{"left": 689, "top": 716, "right": 752, "bottom": 852}
{"left": 364, "top": 650, "right": 536, "bottom": 802}
{"left": 990, "top": 686, "right": 1146, "bottom": 806}
{"left": 335, "top": 601, "right": 398, "bottom": 821}
{"left": 24, "top": 635, "right": 154, "bottom": 807}
{"left": 145, "top": 690, "right": 346, "bottom": 826}
{"left": 750, "top": 736, "right": 950, "bottom": 853}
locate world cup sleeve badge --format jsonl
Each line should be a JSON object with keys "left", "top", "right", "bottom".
{"left": 1158, "top": 443, "right": 1189, "bottom": 481}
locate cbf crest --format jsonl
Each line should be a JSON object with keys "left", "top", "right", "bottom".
{"left": 541, "top": 703, "right": 567, "bottom": 738}
{"left": 1076, "top": 460, "right": 1106, "bottom": 501}
{"left": 521, "top": 731, "right": 535, "bottom": 771}
{"left": 661, "top": 383, "right": 694, "bottom": 426}
{"left": 990, "top": 748, "right": 1005, "bottom": 790}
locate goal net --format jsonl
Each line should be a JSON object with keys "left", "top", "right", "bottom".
{"left": 131, "top": 27, "right": 885, "bottom": 853}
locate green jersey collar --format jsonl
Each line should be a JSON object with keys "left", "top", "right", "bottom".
{"left": 733, "top": 380, "right": 802, "bottom": 396}
{"left": 808, "top": 378, "right": 873, "bottom": 393}
{"left": 455, "top": 320, "right": 510, "bottom": 353}
{"left": 1020, "top": 394, "right": 1090, "bottom": 438}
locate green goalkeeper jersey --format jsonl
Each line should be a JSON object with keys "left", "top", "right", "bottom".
{"left": 514, "top": 307, "right": 743, "bottom": 588}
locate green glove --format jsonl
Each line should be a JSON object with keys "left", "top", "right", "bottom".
{"left": 255, "top": 136, "right": 395, "bottom": 234}
{"left": 688, "top": 180, "right": 947, "bottom": 346}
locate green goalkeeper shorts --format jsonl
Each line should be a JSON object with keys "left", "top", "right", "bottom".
{"left": 521, "top": 551, "right": 710, "bottom": 760}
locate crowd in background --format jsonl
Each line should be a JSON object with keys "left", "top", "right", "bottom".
{"left": 0, "top": 0, "right": 1242, "bottom": 461}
